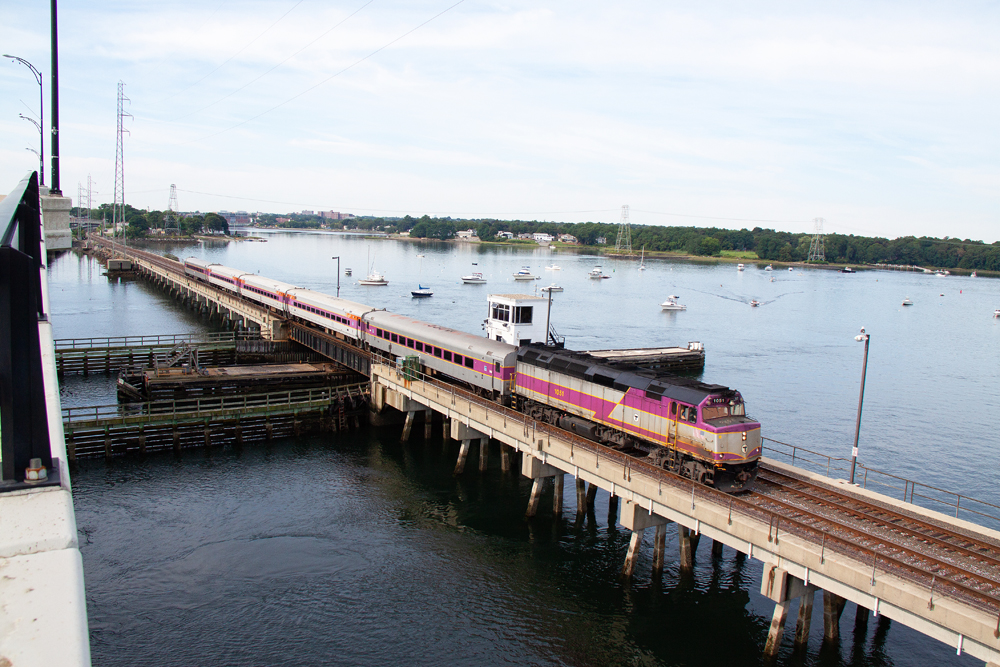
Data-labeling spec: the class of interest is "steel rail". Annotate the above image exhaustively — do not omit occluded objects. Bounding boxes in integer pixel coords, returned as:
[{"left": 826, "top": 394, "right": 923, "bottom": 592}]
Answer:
[{"left": 757, "top": 468, "right": 1000, "bottom": 569}]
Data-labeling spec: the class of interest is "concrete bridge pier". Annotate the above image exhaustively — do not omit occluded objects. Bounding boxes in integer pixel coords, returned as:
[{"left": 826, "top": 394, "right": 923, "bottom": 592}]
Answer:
[
  {"left": 823, "top": 590, "right": 847, "bottom": 642},
  {"left": 522, "top": 455, "right": 560, "bottom": 519},
  {"left": 678, "top": 525, "right": 701, "bottom": 572},
  {"left": 760, "top": 565, "right": 819, "bottom": 659},
  {"left": 401, "top": 410, "right": 416, "bottom": 442},
  {"left": 424, "top": 409, "right": 433, "bottom": 439},
  {"left": 552, "top": 474, "right": 564, "bottom": 516},
  {"left": 500, "top": 444, "right": 512, "bottom": 472},
  {"left": 585, "top": 483, "right": 598, "bottom": 512},
  {"left": 608, "top": 493, "right": 619, "bottom": 526},
  {"left": 652, "top": 523, "right": 668, "bottom": 576},
  {"left": 575, "top": 478, "right": 587, "bottom": 517},
  {"left": 451, "top": 421, "right": 488, "bottom": 476},
  {"left": 479, "top": 439, "right": 489, "bottom": 472},
  {"left": 620, "top": 500, "right": 671, "bottom": 581}
]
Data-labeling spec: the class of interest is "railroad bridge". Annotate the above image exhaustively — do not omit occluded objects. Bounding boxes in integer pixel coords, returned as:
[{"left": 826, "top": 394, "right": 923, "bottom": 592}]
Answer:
[{"left": 56, "top": 236, "right": 1000, "bottom": 664}]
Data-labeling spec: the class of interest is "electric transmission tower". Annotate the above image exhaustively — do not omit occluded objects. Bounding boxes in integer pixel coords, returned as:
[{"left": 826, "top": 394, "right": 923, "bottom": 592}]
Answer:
[
  {"left": 166, "top": 184, "right": 179, "bottom": 233},
  {"left": 807, "top": 217, "right": 826, "bottom": 262},
  {"left": 112, "top": 81, "right": 132, "bottom": 244},
  {"left": 614, "top": 204, "right": 632, "bottom": 255}
]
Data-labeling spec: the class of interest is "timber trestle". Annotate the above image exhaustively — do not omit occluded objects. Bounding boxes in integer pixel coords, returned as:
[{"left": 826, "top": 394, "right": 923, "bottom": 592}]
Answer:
[{"left": 64, "top": 383, "right": 370, "bottom": 460}]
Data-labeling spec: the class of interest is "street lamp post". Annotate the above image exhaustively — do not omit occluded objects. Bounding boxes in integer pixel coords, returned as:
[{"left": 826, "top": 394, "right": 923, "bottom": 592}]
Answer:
[
  {"left": 332, "top": 257, "right": 340, "bottom": 297},
  {"left": 20, "top": 116, "right": 44, "bottom": 177},
  {"left": 4, "top": 54, "right": 44, "bottom": 187},
  {"left": 849, "top": 327, "right": 870, "bottom": 484}
]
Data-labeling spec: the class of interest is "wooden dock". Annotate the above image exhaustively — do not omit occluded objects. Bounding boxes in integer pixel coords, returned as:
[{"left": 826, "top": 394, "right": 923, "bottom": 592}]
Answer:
[{"left": 64, "top": 383, "right": 370, "bottom": 460}]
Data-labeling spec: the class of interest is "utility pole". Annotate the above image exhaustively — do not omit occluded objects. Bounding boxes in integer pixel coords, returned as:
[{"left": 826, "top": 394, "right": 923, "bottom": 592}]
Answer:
[
  {"left": 614, "top": 205, "right": 632, "bottom": 255},
  {"left": 808, "top": 218, "right": 826, "bottom": 262},
  {"left": 112, "top": 81, "right": 131, "bottom": 245}
]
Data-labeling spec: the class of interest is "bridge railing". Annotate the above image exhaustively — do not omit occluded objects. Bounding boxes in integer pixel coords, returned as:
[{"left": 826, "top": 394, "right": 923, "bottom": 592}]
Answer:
[
  {"left": 0, "top": 172, "right": 58, "bottom": 490},
  {"left": 54, "top": 330, "right": 259, "bottom": 351},
  {"left": 63, "top": 383, "right": 369, "bottom": 425},
  {"left": 763, "top": 438, "right": 1000, "bottom": 528}
]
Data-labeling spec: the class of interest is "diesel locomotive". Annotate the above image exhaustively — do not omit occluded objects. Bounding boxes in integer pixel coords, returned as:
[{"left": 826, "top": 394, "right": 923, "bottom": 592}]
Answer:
[{"left": 184, "top": 258, "right": 760, "bottom": 491}]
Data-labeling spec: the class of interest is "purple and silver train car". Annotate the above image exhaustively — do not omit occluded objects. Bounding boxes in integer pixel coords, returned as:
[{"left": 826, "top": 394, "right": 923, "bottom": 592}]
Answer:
[{"left": 515, "top": 346, "right": 760, "bottom": 492}]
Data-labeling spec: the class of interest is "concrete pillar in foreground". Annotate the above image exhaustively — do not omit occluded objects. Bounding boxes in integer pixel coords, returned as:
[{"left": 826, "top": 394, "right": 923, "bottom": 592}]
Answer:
[
  {"left": 400, "top": 410, "right": 416, "bottom": 442},
  {"left": 41, "top": 188, "right": 73, "bottom": 250},
  {"left": 764, "top": 600, "right": 791, "bottom": 659},
  {"left": 823, "top": 590, "right": 847, "bottom": 642},
  {"left": 552, "top": 474, "right": 564, "bottom": 515},
  {"left": 794, "top": 590, "right": 815, "bottom": 648},
  {"left": 424, "top": 409, "right": 433, "bottom": 439},
  {"left": 621, "top": 528, "right": 645, "bottom": 579},
  {"left": 479, "top": 438, "right": 489, "bottom": 472},
  {"left": 454, "top": 439, "right": 471, "bottom": 475},
  {"left": 525, "top": 478, "right": 546, "bottom": 518}
]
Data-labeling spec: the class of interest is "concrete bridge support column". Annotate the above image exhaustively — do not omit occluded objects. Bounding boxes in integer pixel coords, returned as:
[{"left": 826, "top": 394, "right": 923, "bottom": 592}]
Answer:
[
  {"left": 608, "top": 494, "right": 619, "bottom": 526},
  {"left": 575, "top": 478, "right": 587, "bottom": 516},
  {"left": 823, "top": 591, "right": 847, "bottom": 643},
  {"left": 585, "top": 483, "right": 598, "bottom": 510},
  {"left": 552, "top": 474, "right": 564, "bottom": 516},
  {"left": 401, "top": 410, "right": 416, "bottom": 442},
  {"left": 424, "top": 409, "right": 433, "bottom": 439},
  {"left": 442, "top": 417, "right": 450, "bottom": 442},
  {"left": 522, "top": 455, "right": 560, "bottom": 519},
  {"left": 712, "top": 539, "right": 724, "bottom": 557},
  {"left": 479, "top": 439, "right": 489, "bottom": 472},
  {"left": 452, "top": 421, "right": 488, "bottom": 475},
  {"left": 620, "top": 500, "right": 670, "bottom": 582},
  {"left": 500, "top": 444, "right": 511, "bottom": 472},
  {"left": 678, "top": 526, "right": 700, "bottom": 572},
  {"left": 455, "top": 440, "right": 472, "bottom": 475},
  {"left": 652, "top": 523, "right": 667, "bottom": 576},
  {"left": 760, "top": 565, "right": 818, "bottom": 659}
]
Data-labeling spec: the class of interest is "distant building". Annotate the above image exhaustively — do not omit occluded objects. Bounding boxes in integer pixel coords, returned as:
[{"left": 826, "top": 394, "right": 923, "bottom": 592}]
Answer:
[
  {"left": 495, "top": 231, "right": 514, "bottom": 239},
  {"left": 558, "top": 234, "right": 578, "bottom": 244},
  {"left": 276, "top": 217, "right": 291, "bottom": 223},
  {"left": 456, "top": 229, "right": 478, "bottom": 240},
  {"left": 517, "top": 233, "right": 534, "bottom": 240},
  {"left": 320, "top": 211, "right": 354, "bottom": 220},
  {"left": 218, "top": 210, "right": 250, "bottom": 226},
  {"left": 596, "top": 236, "right": 607, "bottom": 244},
  {"left": 301, "top": 210, "right": 314, "bottom": 215},
  {"left": 533, "top": 233, "right": 554, "bottom": 242}
]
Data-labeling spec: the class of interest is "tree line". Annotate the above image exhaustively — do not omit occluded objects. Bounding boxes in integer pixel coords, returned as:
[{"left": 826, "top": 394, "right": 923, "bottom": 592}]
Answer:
[{"left": 73, "top": 204, "right": 230, "bottom": 237}]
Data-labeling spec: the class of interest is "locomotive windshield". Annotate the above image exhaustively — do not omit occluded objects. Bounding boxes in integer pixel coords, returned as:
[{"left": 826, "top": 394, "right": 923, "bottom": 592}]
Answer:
[{"left": 702, "top": 399, "right": 745, "bottom": 421}]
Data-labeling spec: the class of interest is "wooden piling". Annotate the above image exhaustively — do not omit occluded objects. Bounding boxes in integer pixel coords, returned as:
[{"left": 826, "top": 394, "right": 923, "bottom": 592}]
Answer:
[
  {"left": 679, "top": 525, "right": 694, "bottom": 572},
  {"left": 575, "top": 478, "right": 587, "bottom": 515},
  {"left": 585, "top": 483, "right": 598, "bottom": 510},
  {"left": 712, "top": 539, "right": 724, "bottom": 557},
  {"left": 652, "top": 523, "right": 667, "bottom": 575},
  {"left": 424, "top": 409, "right": 433, "bottom": 439},
  {"left": 401, "top": 410, "right": 415, "bottom": 442},
  {"left": 500, "top": 444, "right": 511, "bottom": 472},
  {"left": 479, "top": 438, "right": 488, "bottom": 472},
  {"left": 608, "top": 493, "right": 619, "bottom": 525}
]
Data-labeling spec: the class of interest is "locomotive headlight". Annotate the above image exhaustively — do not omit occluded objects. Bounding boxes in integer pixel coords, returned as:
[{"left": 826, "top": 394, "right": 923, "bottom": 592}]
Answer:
[{"left": 742, "top": 431, "right": 747, "bottom": 441}]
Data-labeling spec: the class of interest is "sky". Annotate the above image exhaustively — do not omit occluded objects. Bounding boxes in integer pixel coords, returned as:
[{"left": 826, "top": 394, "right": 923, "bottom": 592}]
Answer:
[{"left": 2, "top": 0, "right": 999, "bottom": 242}]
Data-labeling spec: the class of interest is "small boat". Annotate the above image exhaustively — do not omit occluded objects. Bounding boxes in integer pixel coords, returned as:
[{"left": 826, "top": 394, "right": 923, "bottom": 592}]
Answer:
[
  {"left": 545, "top": 265, "right": 561, "bottom": 271},
  {"left": 841, "top": 266, "right": 855, "bottom": 273},
  {"left": 344, "top": 268, "right": 352, "bottom": 276},
  {"left": 513, "top": 267, "right": 538, "bottom": 280},
  {"left": 750, "top": 300, "right": 760, "bottom": 307},
  {"left": 588, "top": 265, "right": 606, "bottom": 279},
  {"left": 541, "top": 284, "right": 563, "bottom": 293},
  {"left": 764, "top": 264, "right": 773, "bottom": 271},
  {"left": 935, "top": 270, "right": 950, "bottom": 277},
  {"left": 769, "top": 276, "right": 775, "bottom": 282},
  {"left": 416, "top": 254, "right": 425, "bottom": 258},
  {"left": 660, "top": 295, "right": 686, "bottom": 311},
  {"left": 462, "top": 272, "right": 486, "bottom": 284},
  {"left": 638, "top": 246, "right": 646, "bottom": 271},
  {"left": 994, "top": 309, "right": 1000, "bottom": 318},
  {"left": 411, "top": 285, "right": 433, "bottom": 298},
  {"left": 971, "top": 271, "right": 978, "bottom": 278},
  {"left": 737, "top": 263, "right": 744, "bottom": 271},
  {"left": 902, "top": 298, "right": 913, "bottom": 306},
  {"left": 359, "top": 270, "right": 388, "bottom": 286},
  {"left": 788, "top": 267, "right": 794, "bottom": 272}
]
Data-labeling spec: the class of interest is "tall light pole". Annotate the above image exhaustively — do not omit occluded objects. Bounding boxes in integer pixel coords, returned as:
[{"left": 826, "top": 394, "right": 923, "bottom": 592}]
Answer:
[
  {"left": 332, "top": 257, "right": 340, "bottom": 297},
  {"left": 49, "top": 0, "right": 62, "bottom": 195},
  {"left": 849, "top": 327, "right": 870, "bottom": 484},
  {"left": 19, "top": 116, "right": 43, "bottom": 177},
  {"left": 4, "top": 54, "right": 44, "bottom": 187}
]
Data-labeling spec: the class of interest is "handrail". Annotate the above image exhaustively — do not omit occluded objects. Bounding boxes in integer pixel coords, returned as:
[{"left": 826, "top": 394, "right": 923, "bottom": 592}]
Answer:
[
  {"left": 54, "top": 330, "right": 260, "bottom": 350},
  {"left": 762, "top": 437, "right": 1000, "bottom": 527},
  {"left": 63, "top": 382, "right": 370, "bottom": 425}
]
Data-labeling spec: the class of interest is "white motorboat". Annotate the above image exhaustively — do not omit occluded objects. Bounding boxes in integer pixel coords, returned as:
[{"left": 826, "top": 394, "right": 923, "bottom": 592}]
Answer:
[
  {"left": 588, "top": 265, "right": 608, "bottom": 279},
  {"left": 344, "top": 268, "right": 352, "bottom": 276},
  {"left": 660, "top": 295, "right": 686, "bottom": 311},
  {"left": 750, "top": 299, "right": 760, "bottom": 307},
  {"left": 545, "top": 265, "right": 561, "bottom": 271},
  {"left": 462, "top": 272, "right": 486, "bottom": 284},
  {"left": 411, "top": 285, "right": 433, "bottom": 297},
  {"left": 971, "top": 271, "right": 978, "bottom": 278},
  {"left": 936, "top": 270, "right": 950, "bottom": 277},
  {"left": 788, "top": 267, "right": 794, "bottom": 272},
  {"left": 764, "top": 264, "right": 773, "bottom": 271},
  {"left": 994, "top": 308, "right": 1000, "bottom": 318},
  {"left": 359, "top": 269, "right": 388, "bottom": 286},
  {"left": 541, "top": 284, "right": 563, "bottom": 293},
  {"left": 513, "top": 267, "right": 538, "bottom": 280},
  {"left": 737, "top": 263, "right": 744, "bottom": 271},
  {"left": 902, "top": 298, "right": 913, "bottom": 306}
]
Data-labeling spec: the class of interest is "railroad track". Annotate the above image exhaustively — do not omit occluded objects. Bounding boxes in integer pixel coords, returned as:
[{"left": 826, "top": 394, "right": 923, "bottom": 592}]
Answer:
[{"left": 753, "top": 465, "right": 1000, "bottom": 612}]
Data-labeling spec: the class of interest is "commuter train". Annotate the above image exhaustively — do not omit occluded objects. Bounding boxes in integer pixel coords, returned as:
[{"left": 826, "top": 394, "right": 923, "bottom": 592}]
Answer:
[{"left": 183, "top": 258, "right": 760, "bottom": 491}]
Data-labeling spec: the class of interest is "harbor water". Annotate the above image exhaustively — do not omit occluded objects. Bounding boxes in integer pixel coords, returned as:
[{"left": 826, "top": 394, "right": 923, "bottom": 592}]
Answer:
[{"left": 51, "top": 232, "right": 1000, "bottom": 666}]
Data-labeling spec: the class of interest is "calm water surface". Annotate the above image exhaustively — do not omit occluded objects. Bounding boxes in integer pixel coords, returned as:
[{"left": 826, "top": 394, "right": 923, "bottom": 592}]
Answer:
[{"left": 50, "top": 233, "right": 1000, "bottom": 667}]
